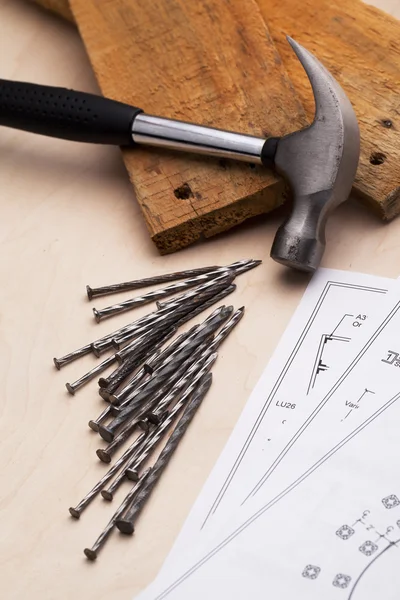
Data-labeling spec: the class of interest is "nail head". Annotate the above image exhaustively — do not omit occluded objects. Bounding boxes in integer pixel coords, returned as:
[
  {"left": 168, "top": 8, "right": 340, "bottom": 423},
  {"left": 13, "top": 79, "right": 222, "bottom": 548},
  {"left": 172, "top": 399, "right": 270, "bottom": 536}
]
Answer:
[
  {"left": 96, "top": 448, "right": 111, "bottom": 463},
  {"left": 84, "top": 548, "right": 97, "bottom": 560},
  {"left": 116, "top": 518, "right": 134, "bottom": 535}
]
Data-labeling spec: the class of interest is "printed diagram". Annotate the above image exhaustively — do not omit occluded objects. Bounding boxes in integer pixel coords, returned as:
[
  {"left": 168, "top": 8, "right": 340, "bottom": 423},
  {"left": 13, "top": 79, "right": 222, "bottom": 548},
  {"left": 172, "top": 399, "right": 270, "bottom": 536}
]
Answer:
[
  {"left": 381, "top": 350, "right": 400, "bottom": 368},
  {"left": 302, "top": 565, "right": 321, "bottom": 580},
  {"left": 382, "top": 494, "right": 400, "bottom": 510},
  {"left": 307, "top": 314, "right": 357, "bottom": 394},
  {"left": 303, "top": 497, "right": 400, "bottom": 598},
  {"left": 358, "top": 541, "right": 378, "bottom": 556},
  {"left": 341, "top": 388, "right": 376, "bottom": 421},
  {"left": 333, "top": 573, "right": 352, "bottom": 589},
  {"left": 336, "top": 524, "right": 355, "bottom": 540}
]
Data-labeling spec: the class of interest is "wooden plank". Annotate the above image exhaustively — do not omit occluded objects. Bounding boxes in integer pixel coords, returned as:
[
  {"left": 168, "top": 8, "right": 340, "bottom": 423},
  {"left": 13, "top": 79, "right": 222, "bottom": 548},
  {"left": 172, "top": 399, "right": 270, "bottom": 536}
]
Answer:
[
  {"left": 31, "top": 0, "right": 306, "bottom": 253},
  {"left": 31, "top": 0, "right": 400, "bottom": 223},
  {"left": 262, "top": 0, "right": 400, "bottom": 219},
  {"left": 68, "top": 0, "right": 307, "bottom": 253}
]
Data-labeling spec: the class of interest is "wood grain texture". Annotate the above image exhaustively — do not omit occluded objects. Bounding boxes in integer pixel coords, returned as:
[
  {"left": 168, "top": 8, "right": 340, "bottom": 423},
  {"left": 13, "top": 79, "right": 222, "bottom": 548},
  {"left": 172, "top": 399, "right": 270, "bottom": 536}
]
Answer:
[
  {"left": 31, "top": 0, "right": 400, "bottom": 224},
  {"left": 59, "top": 0, "right": 308, "bottom": 253},
  {"left": 263, "top": 0, "right": 400, "bottom": 219}
]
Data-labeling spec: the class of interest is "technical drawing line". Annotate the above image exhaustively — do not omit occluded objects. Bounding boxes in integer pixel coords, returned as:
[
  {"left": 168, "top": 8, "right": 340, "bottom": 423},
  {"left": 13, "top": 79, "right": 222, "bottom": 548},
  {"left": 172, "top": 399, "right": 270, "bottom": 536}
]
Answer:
[
  {"left": 244, "top": 300, "right": 400, "bottom": 502},
  {"left": 307, "top": 333, "right": 351, "bottom": 395},
  {"left": 307, "top": 334, "right": 327, "bottom": 395},
  {"left": 153, "top": 390, "right": 400, "bottom": 599},
  {"left": 200, "top": 281, "right": 388, "bottom": 527},
  {"left": 348, "top": 538, "right": 400, "bottom": 599},
  {"left": 200, "top": 280, "right": 331, "bottom": 526},
  {"left": 330, "top": 313, "right": 354, "bottom": 336},
  {"left": 343, "top": 389, "right": 375, "bottom": 420}
]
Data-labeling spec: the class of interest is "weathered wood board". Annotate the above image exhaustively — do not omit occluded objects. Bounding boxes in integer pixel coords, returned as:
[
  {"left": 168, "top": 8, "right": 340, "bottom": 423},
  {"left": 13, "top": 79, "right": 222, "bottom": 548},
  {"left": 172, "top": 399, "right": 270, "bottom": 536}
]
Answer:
[
  {"left": 30, "top": 0, "right": 400, "bottom": 246},
  {"left": 262, "top": 0, "right": 400, "bottom": 219},
  {"left": 67, "top": 0, "right": 307, "bottom": 253}
]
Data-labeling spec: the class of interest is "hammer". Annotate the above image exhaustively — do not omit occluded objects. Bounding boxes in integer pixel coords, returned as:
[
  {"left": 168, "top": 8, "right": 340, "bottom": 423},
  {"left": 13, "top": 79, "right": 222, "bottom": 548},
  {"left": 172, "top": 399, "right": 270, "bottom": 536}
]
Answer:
[{"left": 0, "top": 38, "right": 359, "bottom": 272}]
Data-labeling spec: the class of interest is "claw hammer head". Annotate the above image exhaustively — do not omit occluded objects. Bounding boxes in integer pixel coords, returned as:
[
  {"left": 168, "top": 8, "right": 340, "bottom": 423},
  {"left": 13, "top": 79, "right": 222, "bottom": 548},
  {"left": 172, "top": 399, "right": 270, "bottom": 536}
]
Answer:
[{"left": 270, "top": 37, "right": 360, "bottom": 272}]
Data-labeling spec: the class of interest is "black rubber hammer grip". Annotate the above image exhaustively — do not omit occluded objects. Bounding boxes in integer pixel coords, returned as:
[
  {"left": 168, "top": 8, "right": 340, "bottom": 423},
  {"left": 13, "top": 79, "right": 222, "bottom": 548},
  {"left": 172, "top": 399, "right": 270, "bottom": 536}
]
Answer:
[{"left": 0, "top": 79, "right": 142, "bottom": 145}]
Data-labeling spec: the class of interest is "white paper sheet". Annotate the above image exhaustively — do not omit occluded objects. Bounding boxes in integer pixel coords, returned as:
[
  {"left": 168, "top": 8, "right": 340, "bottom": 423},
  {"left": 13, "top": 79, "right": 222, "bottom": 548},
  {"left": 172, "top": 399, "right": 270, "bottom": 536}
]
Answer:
[
  {"left": 161, "top": 269, "right": 395, "bottom": 571},
  {"left": 138, "top": 282, "right": 400, "bottom": 600}
]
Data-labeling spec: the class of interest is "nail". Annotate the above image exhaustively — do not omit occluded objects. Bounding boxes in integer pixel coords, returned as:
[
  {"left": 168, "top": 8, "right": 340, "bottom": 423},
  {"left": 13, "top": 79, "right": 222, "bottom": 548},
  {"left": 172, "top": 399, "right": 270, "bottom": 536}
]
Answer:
[
  {"left": 96, "top": 415, "right": 149, "bottom": 464},
  {"left": 109, "top": 330, "right": 194, "bottom": 406},
  {"left": 117, "top": 374, "right": 212, "bottom": 535},
  {"left": 156, "top": 271, "right": 235, "bottom": 311},
  {"left": 90, "top": 364, "right": 152, "bottom": 435},
  {"left": 209, "top": 306, "right": 245, "bottom": 351},
  {"left": 114, "top": 324, "right": 173, "bottom": 365},
  {"left": 55, "top": 263, "right": 249, "bottom": 369},
  {"left": 228, "top": 259, "right": 262, "bottom": 275},
  {"left": 53, "top": 343, "right": 93, "bottom": 370},
  {"left": 99, "top": 387, "right": 112, "bottom": 400},
  {"left": 155, "top": 305, "right": 232, "bottom": 370},
  {"left": 148, "top": 351, "right": 217, "bottom": 424},
  {"left": 171, "top": 284, "right": 236, "bottom": 331},
  {"left": 54, "top": 316, "right": 148, "bottom": 368},
  {"left": 65, "top": 354, "right": 117, "bottom": 395},
  {"left": 113, "top": 328, "right": 156, "bottom": 365},
  {"left": 68, "top": 432, "right": 148, "bottom": 519},
  {"left": 108, "top": 362, "right": 153, "bottom": 406},
  {"left": 91, "top": 315, "right": 168, "bottom": 357},
  {"left": 98, "top": 326, "right": 176, "bottom": 391},
  {"left": 85, "top": 266, "right": 222, "bottom": 300},
  {"left": 92, "top": 270, "right": 229, "bottom": 322},
  {"left": 125, "top": 370, "right": 213, "bottom": 481},
  {"left": 126, "top": 344, "right": 216, "bottom": 435},
  {"left": 100, "top": 429, "right": 150, "bottom": 500},
  {"left": 107, "top": 273, "right": 233, "bottom": 361},
  {"left": 110, "top": 323, "right": 156, "bottom": 350},
  {"left": 97, "top": 313, "right": 227, "bottom": 442},
  {"left": 83, "top": 468, "right": 151, "bottom": 560}
]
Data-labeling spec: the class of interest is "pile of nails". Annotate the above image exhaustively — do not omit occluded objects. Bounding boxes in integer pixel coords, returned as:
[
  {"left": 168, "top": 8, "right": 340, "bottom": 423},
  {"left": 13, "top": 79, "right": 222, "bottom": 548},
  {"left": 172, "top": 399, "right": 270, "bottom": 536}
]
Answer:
[{"left": 54, "top": 259, "right": 261, "bottom": 560}]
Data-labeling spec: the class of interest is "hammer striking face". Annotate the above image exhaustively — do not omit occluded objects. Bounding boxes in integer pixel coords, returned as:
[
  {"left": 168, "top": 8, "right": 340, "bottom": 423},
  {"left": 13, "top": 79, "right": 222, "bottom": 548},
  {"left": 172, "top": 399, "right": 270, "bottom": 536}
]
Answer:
[{"left": 0, "top": 38, "right": 360, "bottom": 272}]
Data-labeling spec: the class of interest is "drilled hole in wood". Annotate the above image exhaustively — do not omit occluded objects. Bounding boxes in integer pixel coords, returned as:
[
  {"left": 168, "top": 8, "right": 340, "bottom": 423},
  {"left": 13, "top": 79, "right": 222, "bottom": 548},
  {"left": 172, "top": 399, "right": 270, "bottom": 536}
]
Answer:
[
  {"left": 381, "top": 119, "right": 393, "bottom": 129},
  {"left": 174, "top": 183, "right": 194, "bottom": 200},
  {"left": 370, "top": 152, "right": 386, "bottom": 165}
]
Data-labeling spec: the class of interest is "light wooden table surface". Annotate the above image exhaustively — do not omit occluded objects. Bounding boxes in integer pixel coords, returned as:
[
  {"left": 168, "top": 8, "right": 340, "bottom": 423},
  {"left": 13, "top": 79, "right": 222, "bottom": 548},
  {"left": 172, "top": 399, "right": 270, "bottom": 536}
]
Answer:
[{"left": 1, "top": 1, "right": 399, "bottom": 598}]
